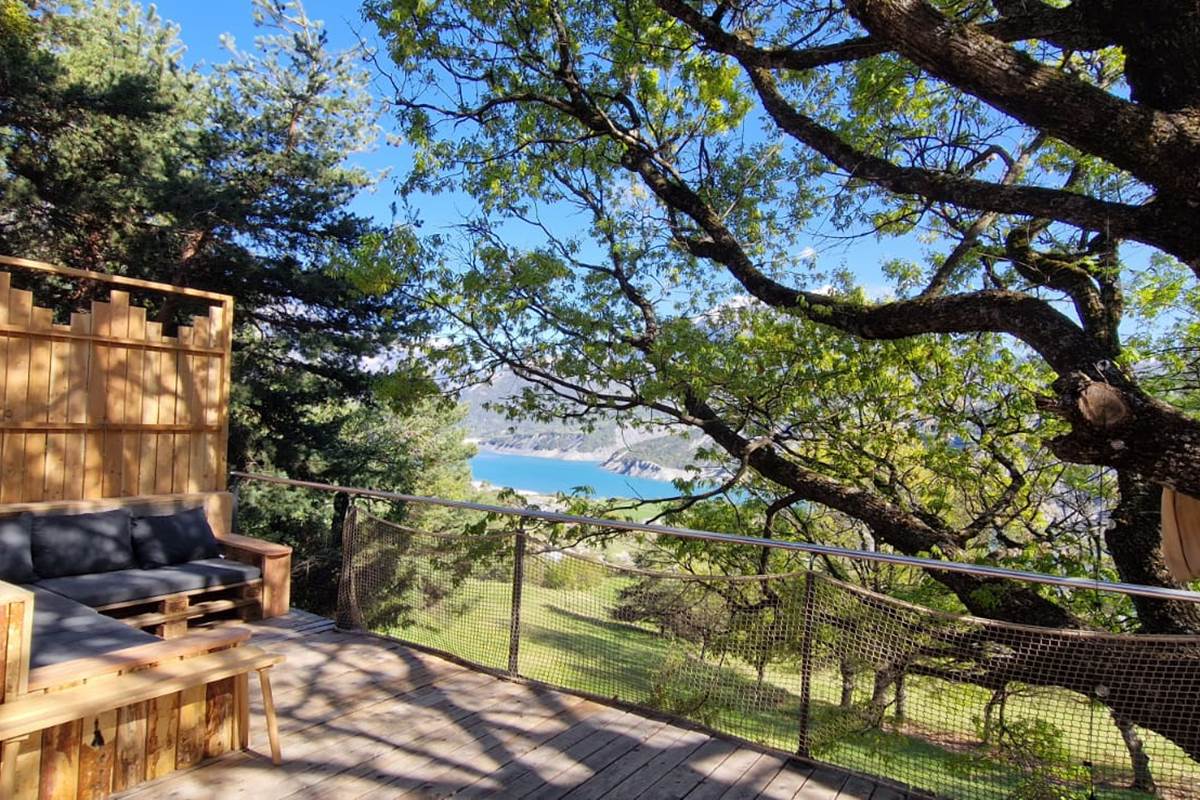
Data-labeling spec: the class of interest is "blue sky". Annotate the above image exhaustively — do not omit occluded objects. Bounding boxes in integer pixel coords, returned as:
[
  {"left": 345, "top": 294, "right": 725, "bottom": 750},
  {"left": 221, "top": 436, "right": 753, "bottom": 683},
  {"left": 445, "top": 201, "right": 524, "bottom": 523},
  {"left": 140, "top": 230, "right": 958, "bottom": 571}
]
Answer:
[
  {"left": 153, "top": 1, "right": 414, "bottom": 224},
  {"left": 152, "top": 0, "right": 914, "bottom": 298}
]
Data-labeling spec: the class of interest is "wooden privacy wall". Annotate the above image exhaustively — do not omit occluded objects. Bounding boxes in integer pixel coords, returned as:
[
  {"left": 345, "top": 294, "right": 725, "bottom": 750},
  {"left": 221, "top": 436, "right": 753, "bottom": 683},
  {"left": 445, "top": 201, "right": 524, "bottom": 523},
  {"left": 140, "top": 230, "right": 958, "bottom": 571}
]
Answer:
[{"left": 0, "top": 257, "right": 234, "bottom": 503}]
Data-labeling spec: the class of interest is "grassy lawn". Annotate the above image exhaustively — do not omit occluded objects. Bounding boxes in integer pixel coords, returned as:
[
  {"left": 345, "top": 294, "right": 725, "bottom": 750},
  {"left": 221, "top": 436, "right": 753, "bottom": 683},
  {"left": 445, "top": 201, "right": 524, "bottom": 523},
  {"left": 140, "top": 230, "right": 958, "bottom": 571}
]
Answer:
[{"left": 382, "top": 574, "right": 1193, "bottom": 800}]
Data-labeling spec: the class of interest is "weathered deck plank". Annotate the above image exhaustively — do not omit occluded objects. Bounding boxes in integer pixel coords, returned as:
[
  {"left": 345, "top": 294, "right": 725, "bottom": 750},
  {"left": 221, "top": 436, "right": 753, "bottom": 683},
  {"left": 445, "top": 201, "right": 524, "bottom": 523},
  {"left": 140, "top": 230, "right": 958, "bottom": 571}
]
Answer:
[{"left": 112, "top": 611, "right": 907, "bottom": 800}]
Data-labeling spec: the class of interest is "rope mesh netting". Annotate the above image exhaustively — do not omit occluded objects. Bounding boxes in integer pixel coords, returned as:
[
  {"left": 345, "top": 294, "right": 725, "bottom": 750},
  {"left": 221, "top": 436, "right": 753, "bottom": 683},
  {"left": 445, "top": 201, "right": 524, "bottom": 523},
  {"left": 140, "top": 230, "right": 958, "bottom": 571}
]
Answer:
[{"left": 333, "top": 508, "right": 1200, "bottom": 800}]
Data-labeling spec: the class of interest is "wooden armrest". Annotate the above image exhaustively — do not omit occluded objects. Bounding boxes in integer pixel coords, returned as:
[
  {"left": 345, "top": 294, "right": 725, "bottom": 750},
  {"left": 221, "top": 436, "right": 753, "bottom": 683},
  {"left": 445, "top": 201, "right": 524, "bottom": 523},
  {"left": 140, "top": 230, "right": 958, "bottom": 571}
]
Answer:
[
  {"left": 219, "top": 533, "right": 292, "bottom": 558},
  {"left": 27, "top": 628, "right": 252, "bottom": 693},
  {"left": 0, "top": 645, "right": 284, "bottom": 742},
  {"left": 220, "top": 533, "right": 292, "bottom": 618},
  {"left": 1, "top": 580, "right": 34, "bottom": 702},
  {"left": 0, "top": 580, "right": 33, "bottom": 605}
]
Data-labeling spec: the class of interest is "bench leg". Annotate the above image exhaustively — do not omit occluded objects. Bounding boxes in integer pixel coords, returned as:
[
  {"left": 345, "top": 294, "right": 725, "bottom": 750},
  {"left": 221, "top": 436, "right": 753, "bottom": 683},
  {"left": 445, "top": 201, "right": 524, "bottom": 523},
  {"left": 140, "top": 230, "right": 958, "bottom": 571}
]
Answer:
[
  {"left": 257, "top": 666, "right": 282, "bottom": 766},
  {"left": 236, "top": 672, "right": 250, "bottom": 750},
  {"left": 1, "top": 737, "right": 24, "bottom": 799}
]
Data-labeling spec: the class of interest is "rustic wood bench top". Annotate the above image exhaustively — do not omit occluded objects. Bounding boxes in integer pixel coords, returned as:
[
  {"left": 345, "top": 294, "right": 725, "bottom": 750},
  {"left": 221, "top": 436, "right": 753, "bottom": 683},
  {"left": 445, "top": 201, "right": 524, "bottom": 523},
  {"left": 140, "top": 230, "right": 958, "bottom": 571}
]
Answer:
[{"left": 0, "top": 644, "right": 282, "bottom": 742}]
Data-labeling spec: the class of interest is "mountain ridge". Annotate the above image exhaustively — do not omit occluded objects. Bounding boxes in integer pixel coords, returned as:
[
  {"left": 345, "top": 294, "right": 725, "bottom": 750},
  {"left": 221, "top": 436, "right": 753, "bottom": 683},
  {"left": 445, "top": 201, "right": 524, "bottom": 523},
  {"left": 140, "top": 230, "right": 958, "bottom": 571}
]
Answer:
[{"left": 461, "top": 371, "right": 704, "bottom": 481}]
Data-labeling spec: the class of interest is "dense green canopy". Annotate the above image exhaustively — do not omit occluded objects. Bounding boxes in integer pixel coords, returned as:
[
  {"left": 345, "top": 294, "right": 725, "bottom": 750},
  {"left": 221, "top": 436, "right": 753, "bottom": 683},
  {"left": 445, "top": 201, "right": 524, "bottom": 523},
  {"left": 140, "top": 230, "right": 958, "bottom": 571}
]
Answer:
[
  {"left": 0, "top": 0, "right": 458, "bottom": 488},
  {"left": 365, "top": 0, "right": 1200, "bottom": 631}
]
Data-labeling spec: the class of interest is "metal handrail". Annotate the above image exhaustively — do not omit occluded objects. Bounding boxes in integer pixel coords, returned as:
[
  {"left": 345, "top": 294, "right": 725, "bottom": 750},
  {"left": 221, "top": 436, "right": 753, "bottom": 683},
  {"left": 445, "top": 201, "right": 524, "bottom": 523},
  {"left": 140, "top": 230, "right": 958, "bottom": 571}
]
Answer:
[{"left": 231, "top": 471, "right": 1200, "bottom": 604}]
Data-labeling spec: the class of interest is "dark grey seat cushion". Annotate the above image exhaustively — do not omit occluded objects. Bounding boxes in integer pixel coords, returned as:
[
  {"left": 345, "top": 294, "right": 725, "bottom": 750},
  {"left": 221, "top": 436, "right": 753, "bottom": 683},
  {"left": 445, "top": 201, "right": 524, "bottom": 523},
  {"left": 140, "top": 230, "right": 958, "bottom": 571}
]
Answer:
[
  {"left": 0, "top": 512, "right": 36, "bottom": 583},
  {"left": 34, "top": 558, "right": 261, "bottom": 608},
  {"left": 31, "top": 507, "right": 137, "bottom": 578},
  {"left": 23, "top": 586, "right": 158, "bottom": 669},
  {"left": 132, "top": 507, "right": 221, "bottom": 568}
]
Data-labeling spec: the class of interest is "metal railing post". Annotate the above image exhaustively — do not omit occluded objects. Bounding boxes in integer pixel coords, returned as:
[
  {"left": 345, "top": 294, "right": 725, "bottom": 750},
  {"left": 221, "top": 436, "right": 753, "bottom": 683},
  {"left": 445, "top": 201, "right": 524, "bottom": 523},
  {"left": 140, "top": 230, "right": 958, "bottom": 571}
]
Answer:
[
  {"left": 797, "top": 568, "right": 817, "bottom": 758},
  {"left": 507, "top": 527, "right": 527, "bottom": 676},
  {"left": 335, "top": 496, "right": 363, "bottom": 630}
]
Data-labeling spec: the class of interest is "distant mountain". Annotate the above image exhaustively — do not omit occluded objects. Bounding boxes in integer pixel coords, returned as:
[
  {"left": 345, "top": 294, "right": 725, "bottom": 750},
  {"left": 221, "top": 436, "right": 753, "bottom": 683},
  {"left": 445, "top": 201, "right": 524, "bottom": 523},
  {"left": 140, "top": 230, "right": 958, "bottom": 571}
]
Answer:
[{"left": 460, "top": 371, "right": 706, "bottom": 480}]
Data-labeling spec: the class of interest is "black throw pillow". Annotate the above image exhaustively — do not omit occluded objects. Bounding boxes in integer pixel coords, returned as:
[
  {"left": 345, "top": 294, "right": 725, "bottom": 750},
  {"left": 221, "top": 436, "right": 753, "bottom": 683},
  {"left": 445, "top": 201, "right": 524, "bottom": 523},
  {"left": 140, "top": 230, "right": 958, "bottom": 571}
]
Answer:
[
  {"left": 132, "top": 507, "right": 222, "bottom": 568},
  {"left": 30, "top": 508, "right": 136, "bottom": 578},
  {"left": 0, "top": 512, "right": 36, "bottom": 583}
]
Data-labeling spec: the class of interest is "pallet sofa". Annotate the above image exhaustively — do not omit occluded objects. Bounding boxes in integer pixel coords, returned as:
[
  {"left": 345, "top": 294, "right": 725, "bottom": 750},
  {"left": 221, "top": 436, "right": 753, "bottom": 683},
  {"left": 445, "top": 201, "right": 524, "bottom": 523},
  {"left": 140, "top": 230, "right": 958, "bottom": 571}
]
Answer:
[{"left": 0, "top": 491, "right": 291, "bottom": 798}]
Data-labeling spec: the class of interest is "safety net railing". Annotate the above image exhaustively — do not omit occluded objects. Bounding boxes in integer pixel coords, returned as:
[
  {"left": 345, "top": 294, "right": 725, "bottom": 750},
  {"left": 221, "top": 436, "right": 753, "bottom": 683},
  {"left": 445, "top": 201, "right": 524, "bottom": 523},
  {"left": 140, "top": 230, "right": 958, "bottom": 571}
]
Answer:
[{"left": 232, "top": 473, "right": 1200, "bottom": 800}]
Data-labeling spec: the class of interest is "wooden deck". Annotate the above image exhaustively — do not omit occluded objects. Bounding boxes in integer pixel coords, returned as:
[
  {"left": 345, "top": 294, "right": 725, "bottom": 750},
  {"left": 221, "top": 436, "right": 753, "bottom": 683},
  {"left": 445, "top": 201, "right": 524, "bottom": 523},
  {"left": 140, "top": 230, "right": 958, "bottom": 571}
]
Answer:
[{"left": 114, "top": 610, "right": 911, "bottom": 800}]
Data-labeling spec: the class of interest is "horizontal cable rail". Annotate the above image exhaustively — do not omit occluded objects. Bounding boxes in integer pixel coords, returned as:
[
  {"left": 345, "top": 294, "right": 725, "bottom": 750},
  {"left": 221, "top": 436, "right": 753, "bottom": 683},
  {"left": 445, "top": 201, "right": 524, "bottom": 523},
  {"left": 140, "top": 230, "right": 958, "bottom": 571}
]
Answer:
[
  {"left": 232, "top": 471, "right": 1200, "bottom": 605},
  {"left": 234, "top": 474, "right": 1200, "bottom": 800}
]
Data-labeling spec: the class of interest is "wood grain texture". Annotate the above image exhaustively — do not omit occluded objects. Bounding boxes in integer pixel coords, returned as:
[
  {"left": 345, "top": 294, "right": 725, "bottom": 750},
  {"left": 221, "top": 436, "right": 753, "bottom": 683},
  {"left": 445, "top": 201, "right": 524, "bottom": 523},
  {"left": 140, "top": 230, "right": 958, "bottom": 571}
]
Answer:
[
  {"left": 203, "top": 676, "right": 235, "bottom": 759},
  {"left": 0, "top": 265, "right": 233, "bottom": 504},
  {"left": 145, "top": 692, "right": 180, "bottom": 780},
  {"left": 112, "top": 702, "right": 148, "bottom": 792},
  {"left": 38, "top": 720, "right": 81, "bottom": 800},
  {"left": 112, "top": 611, "right": 906, "bottom": 800},
  {"left": 175, "top": 683, "right": 207, "bottom": 770},
  {"left": 13, "top": 732, "right": 41, "bottom": 800},
  {"left": 76, "top": 709, "right": 117, "bottom": 800}
]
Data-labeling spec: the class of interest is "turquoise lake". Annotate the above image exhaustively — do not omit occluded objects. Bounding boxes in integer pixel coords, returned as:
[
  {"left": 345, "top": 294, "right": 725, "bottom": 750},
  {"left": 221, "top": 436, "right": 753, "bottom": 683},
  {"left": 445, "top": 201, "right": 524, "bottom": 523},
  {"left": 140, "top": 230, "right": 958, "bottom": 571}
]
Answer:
[{"left": 469, "top": 450, "right": 679, "bottom": 498}]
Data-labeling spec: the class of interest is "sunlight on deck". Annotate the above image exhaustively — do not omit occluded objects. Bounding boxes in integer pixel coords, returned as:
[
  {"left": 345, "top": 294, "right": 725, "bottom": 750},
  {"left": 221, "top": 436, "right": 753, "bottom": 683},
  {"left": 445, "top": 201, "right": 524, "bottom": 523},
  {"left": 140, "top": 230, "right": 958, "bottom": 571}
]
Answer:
[{"left": 113, "top": 611, "right": 908, "bottom": 800}]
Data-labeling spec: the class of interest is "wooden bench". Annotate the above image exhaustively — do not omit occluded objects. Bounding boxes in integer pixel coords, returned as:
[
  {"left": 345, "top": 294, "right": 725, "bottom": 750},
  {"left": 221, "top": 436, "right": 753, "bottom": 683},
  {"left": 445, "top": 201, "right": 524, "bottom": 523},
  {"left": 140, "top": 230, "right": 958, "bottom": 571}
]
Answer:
[
  {"left": 0, "top": 584, "right": 285, "bottom": 798},
  {"left": 0, "top": 644, "right": 284, "bottom": 796}
]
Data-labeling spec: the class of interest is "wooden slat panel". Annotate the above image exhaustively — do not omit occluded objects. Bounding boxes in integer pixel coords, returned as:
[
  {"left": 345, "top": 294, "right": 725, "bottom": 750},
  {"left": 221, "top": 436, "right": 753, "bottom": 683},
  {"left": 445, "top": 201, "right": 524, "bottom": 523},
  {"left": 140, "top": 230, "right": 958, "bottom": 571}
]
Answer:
[
  {"left": 0, "top": 605, "right": 7, "bottom": 702},
  {"left": 43, "top": 433, "right": 66, "bottom": 502},
  {"left": 66, "top": 313, "right": 91, "bottom": 424},
  {"left": 101, "top": 430, "right": 123, "bottom": 498},
  {"left": 0, "top": 275, "right": 9, "bottom": 501},
  {"left": 176, "top": 326, "right": 195, "bottom": 429},
  {"left": 88, "top": 299, "right": 110, "bottom": 424},
  {"left": 23, "top": 307, "right": 53, "bottom": 502},
  {"left": 47, "top": 337, "right": 69, "bottom": 423},
  {"left": 121, "top": 306, "right": 146, "bottom": 497},
  {"left": 64, "top": 314, "right": 91, "bottom": 502},
  {"left": 44, "top": 316, "right": 70, "bottom": 502},
  {"left": 192, "top": 317, "right": 210, "bottom": 433},
  {"left": 84, "top": 299, "right": 110, "bottom": 502},
  {"left": 138, "top": 324, "right": 163, "bottom": 497},
  {"left": 2, "top": 289, "right": 32, "bottom": 503},
  {"left": 0, "top": 269, "right": 232, "bottom": 503},
  {"left": 0, "top": 270, "right": 9, "bottom": 323},
  {"left": 0, "top": 421, "right": 219, "bottom": 432},
  {"left": 0, "top": 323, "right": 226, "bottom": 355},
  {"left": 189, "top": 431, "right": 207, "bottom": 493},
  {"left": 212, "top": 301, "right": 232, "bottom": 488},
  {"left": 76, "top": 709, "right": 118, "bottom": 800},
  {"left": 176, "top": 684, "right": 206, "bottom": 769},
  {"left": 82, "top": 431, "right": 103, "bottom": 501},
  {"left": 38, "top": 720, "right": 81, "bottom": 800},
  {"left": 106, "top": 293, "right": 130, "bottom": 499},
  {"left": 172, "top": 433, "right": 191, "bottom": 494},
  {"left": 203, "top": 676, "right": 235, "bottom": 759},
  {"left": 13, "top": 730, "right": 41, "bottom": 800},
  {"left": 154, "top": 344, "right": 179, "bottom": 496},
  {"left": 145, "top": 692, "right": 180, "bottom": 780},
  {"left": 22, "top": 432, "right": 47, "bottom": 503},
  {"left": 112, "top": 701, "right": 147, "bottom": 792},
  {"left": 6, "top": 596, "right": 31, "bottom": 701}
]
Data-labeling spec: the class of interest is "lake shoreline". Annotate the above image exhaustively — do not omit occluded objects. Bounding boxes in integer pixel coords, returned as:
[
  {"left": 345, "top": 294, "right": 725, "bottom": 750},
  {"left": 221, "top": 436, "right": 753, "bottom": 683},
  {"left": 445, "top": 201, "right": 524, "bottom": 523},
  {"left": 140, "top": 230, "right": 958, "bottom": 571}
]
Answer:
[
  {"left": 470, "top": 442, "right": 695, "bottom": 482},
  {"left": 469, "top": 449, "right": 682, "bottom": 498}
]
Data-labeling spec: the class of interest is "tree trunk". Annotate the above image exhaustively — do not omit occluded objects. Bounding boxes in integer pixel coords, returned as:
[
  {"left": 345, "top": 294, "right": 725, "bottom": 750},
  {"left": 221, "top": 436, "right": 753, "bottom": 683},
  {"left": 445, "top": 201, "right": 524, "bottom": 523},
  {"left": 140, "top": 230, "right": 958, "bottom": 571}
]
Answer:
[
  {"left": 1107, "top": 471, "right": 1200, "bottom": 634},
  {"left": 867, "top": 667, "right": 896, "bottom": 725},
  {"left": 1114, "top": 713, "right": 1156, "bottom": 794},
  {"left": 331, "top": 494, "right": 362, "bottom": 633},
  {"left": 1040, "top": 378, "right": 1200, "bottom": 501},
  {"left": 839, "top": 657, "right": 856, "bottom": 708},
  {"left": 893, "top": 672, "right": 906, "bottom": 724},
  {"left": 982, "top": 686, "right": 1007, "bottom": 744}
]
